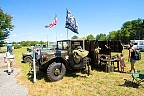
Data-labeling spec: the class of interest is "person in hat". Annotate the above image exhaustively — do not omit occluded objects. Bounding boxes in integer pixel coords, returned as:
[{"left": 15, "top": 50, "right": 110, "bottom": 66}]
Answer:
[{"left": 4, "top": 43, "right": 15, "bottom": 75}]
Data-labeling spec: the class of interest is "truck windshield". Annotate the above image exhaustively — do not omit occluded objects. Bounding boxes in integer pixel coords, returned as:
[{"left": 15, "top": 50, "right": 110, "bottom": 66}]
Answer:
[{"left": 57, "top": 41, "right": 69, "bottom": 50}]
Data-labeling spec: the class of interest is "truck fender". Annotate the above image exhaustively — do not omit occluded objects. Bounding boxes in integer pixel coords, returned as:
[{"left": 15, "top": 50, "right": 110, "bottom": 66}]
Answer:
[{"left": 42, "top": 57, "right": 70, "bottom": 70}]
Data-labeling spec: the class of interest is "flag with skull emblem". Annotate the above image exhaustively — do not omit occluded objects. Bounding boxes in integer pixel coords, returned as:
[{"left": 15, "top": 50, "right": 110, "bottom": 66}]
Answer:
[{"left": 65, "top": 10, "right": 78, "bottom": 34}]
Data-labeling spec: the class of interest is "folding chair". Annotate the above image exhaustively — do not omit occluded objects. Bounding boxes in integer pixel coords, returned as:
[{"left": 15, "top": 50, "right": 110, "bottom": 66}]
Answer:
[{"left": 131, "top": 70, "right": 144, "bottom": 88}]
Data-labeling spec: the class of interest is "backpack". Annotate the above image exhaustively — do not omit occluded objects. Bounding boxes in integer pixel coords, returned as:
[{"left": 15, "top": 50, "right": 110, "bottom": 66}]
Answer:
[{"left": 134, "top": 50, "right": 141, "bottom": 60}]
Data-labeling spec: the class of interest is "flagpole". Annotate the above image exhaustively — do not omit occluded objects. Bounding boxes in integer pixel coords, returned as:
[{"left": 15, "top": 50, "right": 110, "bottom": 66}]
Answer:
[
  {"left": 45, "top": 15, "right": 58, "bottom": 48},
  {"left": 45, "top": 25, "right": 49, "bottom": 48},
  {"left": 56, "top": 30, "right": 57, "bottom": 42},
  {"left": 67, "top": 28, "right": 68, "bottom": 40},
  {"left": 47, "top": 32, "right": 48, "bottom": 48},
  {"left": 49, "top": 29, "right": 53, "bottom": 47},
  {"left": 55, "top": 14, "right": 57, "bottom": 42}
]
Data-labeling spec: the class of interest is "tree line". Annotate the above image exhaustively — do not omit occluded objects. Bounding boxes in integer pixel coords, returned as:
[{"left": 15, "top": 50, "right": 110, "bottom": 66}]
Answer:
[
  {"left": 11, "top": 41, "right": 47, "bottom": 49},
  {"left": 13, "top": 41, "right": 47, "bottom": 46},
  {"left": 72, "top": 18, "right": 144, "bottom": 44}
]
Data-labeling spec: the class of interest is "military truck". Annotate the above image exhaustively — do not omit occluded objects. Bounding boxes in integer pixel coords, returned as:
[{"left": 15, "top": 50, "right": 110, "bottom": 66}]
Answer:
[
  {"left": 33, "top": 40, "right": 91, "bottom": 81},
  {"left": 31, "top": 40, "right": 123, "bottom": 82},
  {"left": 22, "top": 44, "right": 55, "bottom": 63},
  {"left": 22, "top": 47, "right": 33, "bottom": 63}
]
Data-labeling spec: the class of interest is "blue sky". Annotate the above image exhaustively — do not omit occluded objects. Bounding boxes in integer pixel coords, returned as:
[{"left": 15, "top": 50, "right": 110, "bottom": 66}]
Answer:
[{"left": 1, "top": 0, "right": 144, "bottom": 42}]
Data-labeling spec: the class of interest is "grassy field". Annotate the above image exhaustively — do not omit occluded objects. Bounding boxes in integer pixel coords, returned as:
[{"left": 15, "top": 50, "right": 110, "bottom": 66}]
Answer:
[
  {"left": 0, "top": 47, "right": 7, "bottom": 53},
  {"left": 14, "top": 48, "right": 144, "bottom": 96}
]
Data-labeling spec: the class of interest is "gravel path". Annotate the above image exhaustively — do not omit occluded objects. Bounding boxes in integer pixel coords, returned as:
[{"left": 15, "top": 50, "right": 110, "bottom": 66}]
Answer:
[{"left": 0, "top": 53, "right": 28, "bottom": 96}]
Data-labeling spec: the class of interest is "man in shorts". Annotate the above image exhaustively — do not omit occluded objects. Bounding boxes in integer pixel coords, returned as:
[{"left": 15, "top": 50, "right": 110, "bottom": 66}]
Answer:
[
  {"left": 4, "top": 43, "right": 15, "bottom": 75},
  {"left": 128, "top": 43, "right": 136, "bottom": 73}
]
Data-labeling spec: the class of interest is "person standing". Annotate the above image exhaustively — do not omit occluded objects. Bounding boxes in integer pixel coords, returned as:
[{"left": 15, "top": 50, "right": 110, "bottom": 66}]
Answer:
[
  {"left": 4, "top": 43, "right": 15, "bottom": 75},
  {"left": 119, "top": 53, "right": 126, "bottom": 73},
  {"left": 128, "top": 43, "right": 136, "bottom": 73}
]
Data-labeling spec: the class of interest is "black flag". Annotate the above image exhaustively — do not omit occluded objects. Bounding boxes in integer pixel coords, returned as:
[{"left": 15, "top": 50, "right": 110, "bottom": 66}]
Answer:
[{"left": 65, "top": 10, "right": 78, "bottom": 34}]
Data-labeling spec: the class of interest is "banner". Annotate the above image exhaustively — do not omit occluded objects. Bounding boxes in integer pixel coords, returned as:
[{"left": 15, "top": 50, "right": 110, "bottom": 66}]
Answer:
[{"left": 65, "top": 10, "right": 78, "bottom": 34}]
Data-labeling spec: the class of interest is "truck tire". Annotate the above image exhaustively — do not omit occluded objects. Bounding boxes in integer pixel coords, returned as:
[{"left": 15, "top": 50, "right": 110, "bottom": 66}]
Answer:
[
  {"left": 24, "top": 56, "right": 32, "bottom": 64},
  {"left": 47, "top": 62, "right": 66, "bottom": 81}
]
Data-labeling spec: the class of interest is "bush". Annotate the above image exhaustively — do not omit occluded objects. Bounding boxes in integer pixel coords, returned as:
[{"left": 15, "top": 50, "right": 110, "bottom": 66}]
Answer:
[
  {"left": 140, "top": 49, "right": 144, "bottom": 52},
  {"left": 14, "top": 44, "right": 22, "bottom": 49},
  {"left": 0, "top": 47, "right": 6, "bottom": 53}
]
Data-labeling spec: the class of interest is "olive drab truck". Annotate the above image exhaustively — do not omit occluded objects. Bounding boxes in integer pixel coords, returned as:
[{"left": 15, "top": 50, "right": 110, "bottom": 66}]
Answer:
[
  {"left": 29, "top": 40, "right": 123, "bottom": 82},
  {"left": 33, "top": 40, "right": 90, "bottom": 81}
]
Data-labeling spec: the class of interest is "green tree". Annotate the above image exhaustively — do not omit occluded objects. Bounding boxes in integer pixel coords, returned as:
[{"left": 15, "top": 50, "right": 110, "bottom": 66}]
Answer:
[
  {"left": 19, "top": 41, "right": 47, "bottom": 47},
  {"left": 39, "top": 41, "right": 46, "bottom": 45},
  {"left": 71, "top": 35, "right": 79, "bottom": 39},
  {"left": 102, "top": 18, "right": 144, "bottom": 44},
  {"left": 0, "top": 8, "right": 14, "bottom": 46},
  {"left": 96, "top": 33, "right": 107, "bottom": 40},
  {"left": 120, "top": 18, "right": 144, "bottom": 43},
  {"left": 79, "top": 36, "right": 86, "bottom": 40},
  {"left": 107, "top": 31, "right": 117, "bottom": 40},
  {"left": 0, "top": 41, "right": 4, "bottom": 47},
  {"left": 107, "top": 30, "right": 121, "bottom": 40},
  {"left": 86, "top": 34, "right": 95, "bottom": 40}
]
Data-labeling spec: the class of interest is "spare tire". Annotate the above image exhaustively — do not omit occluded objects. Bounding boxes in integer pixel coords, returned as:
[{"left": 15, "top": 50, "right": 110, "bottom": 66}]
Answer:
[{"left": 24, "top": 56, "right": 32, "bottom": 64}]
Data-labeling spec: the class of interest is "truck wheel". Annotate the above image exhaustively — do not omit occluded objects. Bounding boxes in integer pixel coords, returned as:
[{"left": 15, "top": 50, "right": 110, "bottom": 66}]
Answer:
[
  {"left": 24, "top": 56, "right": 32, "bottom": 64},
  {"left": 47, "top": 62, "right": 66, "bottom": 81}
]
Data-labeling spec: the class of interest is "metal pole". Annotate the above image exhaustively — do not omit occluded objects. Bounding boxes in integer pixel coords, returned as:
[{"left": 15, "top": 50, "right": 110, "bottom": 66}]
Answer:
[
  {"left": 33, "top": 47, "right": 36, "bottom": 83},
  {"left": 67, "top": 28, "right": 68, "bottom": 39},
  {"left": 56, "top": 30, "right": 57, "bottom": 42},
  {"left": 47, "top": 32, "right": 48, "bottom": 48}
]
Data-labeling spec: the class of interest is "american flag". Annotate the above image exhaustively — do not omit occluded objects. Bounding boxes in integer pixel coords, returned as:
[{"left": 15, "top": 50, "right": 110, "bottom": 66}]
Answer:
[{"left": 45, "top": 16, "right": 58, "bottom": 29}]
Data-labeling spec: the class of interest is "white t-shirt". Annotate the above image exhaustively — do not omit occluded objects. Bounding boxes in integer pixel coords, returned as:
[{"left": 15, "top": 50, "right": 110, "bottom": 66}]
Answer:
[{"left": 4, "top": 52, "right": 14, "bottom": 59}]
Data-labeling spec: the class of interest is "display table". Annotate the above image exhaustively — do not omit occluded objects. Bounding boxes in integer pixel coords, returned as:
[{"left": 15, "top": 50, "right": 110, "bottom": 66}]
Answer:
[
  {"left": 100, "top": 59, "right": 120, "bottom": 72},
  {"left": 111, "top": 59, "right": 119, "bottom": 72}
]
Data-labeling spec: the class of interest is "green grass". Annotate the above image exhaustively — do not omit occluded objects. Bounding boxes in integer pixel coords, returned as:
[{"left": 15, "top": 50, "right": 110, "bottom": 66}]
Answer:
[
  {"left": 0, "top": 47, "right": 7, "bottom": 53},
  {"left": 14, "top": 48, "right": 144, "bottom": 96}
]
